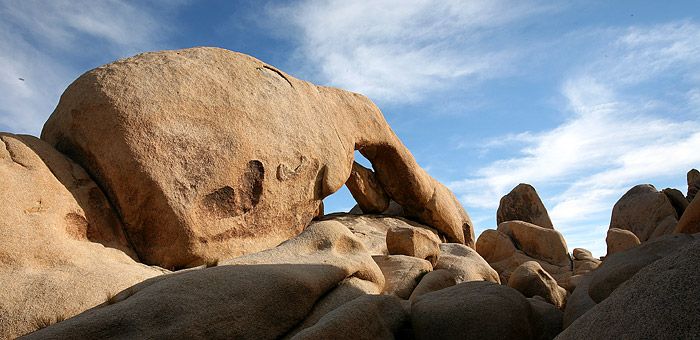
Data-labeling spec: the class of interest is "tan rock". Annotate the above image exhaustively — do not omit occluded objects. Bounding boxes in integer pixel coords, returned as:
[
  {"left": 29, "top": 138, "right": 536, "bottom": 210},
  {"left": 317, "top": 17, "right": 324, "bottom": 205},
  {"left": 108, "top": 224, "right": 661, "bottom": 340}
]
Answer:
[
  {"left": 408, "top": 269, "right": 457, "bottom": 301},
  {"left": 476, "top": 228, "right": 517, "bottom": 263},
  {"left": 21, "top": 220, "right": 384, "bottom": 339},
  {"left": 345, "top": 161, "right": 389, "bottom": 214},
  {"left": 606, "top": 227, "right": 641, "bottom": 255},
  {"left": 557, "top": 236, "right": 700, "bottom": 339},
  {"left": 320, "top": 213, "right": 438, "bottom": 256},
  {"left": 571, "top": 248, "right": 600, "bottom": 276},
  {"left": 493, "top": 249, "right": 573, "bottom": 286},
  {"left": 291, "top": 295, "right": 409, "bottom": 340},
  {"left": 609, "top": 184, "right": 678, "bottom": 242},
  {"left": 687, "top": 168, "right": 700, "bottom": 202},
  {"left": 562, "top": 273, "right": 596, "bottom": 329},
  {"left": 373, "top": 255, "right": 432, "bottom": 299},
  {"left": 498, "top": 220, "right": 571, "bottom": 268},
  {"left": 0, "top": 133, "right": 165, "bottom": 340},
  {"left": 662, "top": 187, "right": 688, "bottom": 219},
  {"left": 674, "top": 194, "right": 700, "bottom": 234},
  {"left": 497, "top": 183, "right": 554, "bottom": 229},
  {"left": 41, "top": 47, "right": 474, "bottom": 268},
  {"left": 411, "top": 281, "right": 550, "bottom": 340},
  {"left": 507, "top": 261, "right": 567, "bottom": 309},
  {"left": 386, "top": 225, "right": 441, "bottom": 266},
  {"left": 434, "top": 243, "right": 500, "bottom": 284}
]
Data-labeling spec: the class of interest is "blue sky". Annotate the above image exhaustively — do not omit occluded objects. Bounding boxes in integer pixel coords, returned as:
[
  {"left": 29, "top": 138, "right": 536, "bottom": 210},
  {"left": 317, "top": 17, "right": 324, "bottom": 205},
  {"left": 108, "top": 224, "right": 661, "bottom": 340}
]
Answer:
[{"left": 2, "top": 1, "right": 700, "bottom": 257}]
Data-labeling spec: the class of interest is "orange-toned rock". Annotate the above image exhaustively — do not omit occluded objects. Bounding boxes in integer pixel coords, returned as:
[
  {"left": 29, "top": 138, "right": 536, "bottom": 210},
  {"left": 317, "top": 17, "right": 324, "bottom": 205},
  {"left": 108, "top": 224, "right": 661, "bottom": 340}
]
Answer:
[
  {"left": 606, "top": 228, "right": 641, "bottom": 255},
  {"left": 434, "top": 243, "right": 500, "bottom": 284},
  {"left": 507, "top": 261, "right": 567, "bottom": 309},
  {"left": 497, "top": 220, "right": 571, "bottom": 268},
  {"left": 386, "top": 225, "right": 441, "bottom": 266},
  {"left": 609, "top": 184, "right": 677, "bottom": 242},
  {"left": 41, "top": 47, "right": 474, "bottom": 268},
  {"left": 476, "top": 229, "right": 517, "bottom": 264},
  {"left": 0, "top": 133, "right": 164, "bottom": 340},
  {"left": 687, "top": 169, "right": 700, "bottom": 202},
  {"left": 373, "top": 255, "right": 432, "bottom": 299},
  {"left": 497, "top": 183, "right": 553, "bottom": 229},
  {"left": 345, "top": 161, "right": 389, "bottom": 214},
  {"left": 674, "top": 195, "right": 700, "bottom": 234}
]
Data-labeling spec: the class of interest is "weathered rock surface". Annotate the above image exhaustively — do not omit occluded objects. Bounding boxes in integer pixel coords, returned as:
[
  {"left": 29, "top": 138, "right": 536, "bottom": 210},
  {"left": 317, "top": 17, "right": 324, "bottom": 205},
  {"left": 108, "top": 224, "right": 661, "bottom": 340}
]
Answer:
[
  {"left": 411, "top": 281, "right": 551, "bottom": 340},
  {"left": 663, "top": 187, "right": 688, "bottom": 219},
  {"left": 498, "top": 220, "right": 571, "bottom": 268},
  {"left": 687, "top": 169, "right": 700, "bottom": 202},
  {"left": 476, "top": 228, "right": 518, "bottom": 263},
  {"left": 386, "top": 225, "right": 441, "bottom": 266},
  {"left": 497, "top": 183, "right": 554, "bottom": 229},
  {"left": 0, "top": 133, "right": 165, "bottom": 339},
  {"left": 674, "top": 195, "right": 700, "bottom": 234},
  {"left": 609, "top": 184, "right": 678, "bottom": 242},
  {"left": 508, "top": 261, "right": 567, "bottom": 309},
  {"left": 291, "top": 295, "right": 409, "bottom": 340},
  {"left": 41, "top": 47, "right": 474, "bottom": 268},
  {"left": 21, "top": 221, "right": 383, "bottom": 339},
  {"left": 605, "top": 227, "right": 641, "bottom": 255},
  {"left": 345, "top": 161, "right": 390, "bottom": 214},
  {"left": 588, "top": 233, "right": 696, "bottom": 304},
  {"left": 528, "top": 298, "right": 563, "bottom": 340},
  {"left": 557, "top": 237, "right": 700, "bottom": 339},
  {"left": 434, "top": 243, "right": 500, "bottom": 284},
  {"left": 562, "top": 273, "right": 595, "bottom": 329},
  {"left": 319, "top": 213, "right": 438, "bottom": 256},
  {"left": 571, "top": 248, "right": 600, "bottom": 276},
  {"left": 373, "top": 255, "right": 432, "bottom": 299},
  {"left": 408, "top": 269, "right": 457, "bottom": 301}
]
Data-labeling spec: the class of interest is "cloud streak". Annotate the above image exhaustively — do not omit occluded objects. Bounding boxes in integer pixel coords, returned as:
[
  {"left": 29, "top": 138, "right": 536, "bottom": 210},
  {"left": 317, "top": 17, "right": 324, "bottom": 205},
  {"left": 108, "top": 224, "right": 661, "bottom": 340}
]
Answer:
[{"left": 275, "top": 0, "right": 553, "bottom": 102}]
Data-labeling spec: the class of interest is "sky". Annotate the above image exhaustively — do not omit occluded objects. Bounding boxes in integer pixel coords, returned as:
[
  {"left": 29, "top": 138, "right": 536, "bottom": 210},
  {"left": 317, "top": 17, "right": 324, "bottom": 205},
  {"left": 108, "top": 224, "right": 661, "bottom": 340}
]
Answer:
[{"left": 2, "top": 0, "right": 700, "bottom": 257}]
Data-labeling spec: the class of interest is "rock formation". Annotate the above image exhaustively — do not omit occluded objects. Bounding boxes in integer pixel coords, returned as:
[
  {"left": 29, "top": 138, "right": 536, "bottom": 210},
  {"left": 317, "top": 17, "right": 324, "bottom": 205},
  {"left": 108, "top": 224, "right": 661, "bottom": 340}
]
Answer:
[
  {"left": 605, "top": 227, "right": 641, "bottom": 255},
  {"left": 345, "top": 161, "right": 390, "bottom": 214},
  {"left": 608, "top": 184, "right": 678, "bottom": 242},
  {"left": 497, "top": 183, "right": 554, "bottom": 229},
  {"left": 687, "top": 169, "right": 700, "bottom": 202},
  {"left": 41, "top": 47, "right": 474, "bottom": 269}
]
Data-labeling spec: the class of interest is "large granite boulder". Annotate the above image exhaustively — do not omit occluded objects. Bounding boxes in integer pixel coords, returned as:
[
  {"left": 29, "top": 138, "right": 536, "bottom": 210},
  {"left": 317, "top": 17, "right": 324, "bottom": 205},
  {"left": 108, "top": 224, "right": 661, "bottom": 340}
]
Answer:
[
  {"left": 508, "top": 261, "right": 567, "bottom": 309},
  {"left": 411, "top": 281, "right": 554, "bottom": 340},
  {"left": 386, "top": 224, "right": 441, "bottom": 266},
  {"left": 674, "top": 195, "right": 700, "bottom": 234},
  {"left": 557, "top": 236, "right": 700, "bottom": 339},
  {"left": 41, "top": 47, "right": 474, "bottom": 268},
  {"left": 497, "top": 183, "right": 554, "bottom": 229},
  {"left": 687, "top": 169, "right": 700, "bottom": 202},
  {"left": 20, "top": 220, "right": 384, "bottom": 339},
  {"left": 345, "top": 161, "right": 389, "bottom": 214},
  {"left": 609, "top": 184, "right": 678, "bottom": 242},
  {"left": 605, "top": 227, "right": 640, "bottom": 255},
  {"left": 373, "top": 255, "right": 432, "bottom": 299},
  {"left": 497, "top": 221, "right": 571, "bottom": 268},
  {"left": 434, "top": 243, "right": 500, "bottom": 284},
  {"left": 0, "top": 133, "right": 164, "bottom": 339}
]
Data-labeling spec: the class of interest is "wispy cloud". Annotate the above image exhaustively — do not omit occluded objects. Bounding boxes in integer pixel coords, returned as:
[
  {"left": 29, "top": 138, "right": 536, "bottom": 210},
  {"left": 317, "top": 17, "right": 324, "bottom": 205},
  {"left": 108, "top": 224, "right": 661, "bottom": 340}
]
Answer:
[
  {"left": 0, "top": 0, "right": 180, "bottom": 136},
  {"left": 273, "top": 0, "right": 553, "bottom": 102},
  {"left": 450, "top": 20, "right": 700, "bottom": 256}
]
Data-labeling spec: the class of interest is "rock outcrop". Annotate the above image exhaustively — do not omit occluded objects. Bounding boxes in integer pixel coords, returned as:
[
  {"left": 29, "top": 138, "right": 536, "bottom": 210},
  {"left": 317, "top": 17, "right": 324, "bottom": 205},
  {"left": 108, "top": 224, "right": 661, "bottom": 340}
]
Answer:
[
  {"left": 434, "top": 243, "right": 501, "bottom": 284},
  {"left": 609, "top": 184, "right": 678, "bottom": 242},
  {"left": 507, "top": 261, "right": 567, "bottom": 309},
  {"left": 497, "top": 183, "right": 554, "bottom": 229},
  {"left": 345, "top": 161, "right": 390, "bottom": 214},
  {"left": 373, "top": 255, "right": 432, "bottom": 299},
  {"left": 557, "top": 236, "right": 700, "bottom": 339},
  {"left": 571, "top": 248, "right": 599, "bottom": 276},
  {"left": 0, "top": 133, "right": 165, "bottom": 339},
  {"left": 687, "top": 169, "right": 700, "bottom": 202},
  {"left": 386, "top": 225, "right": 441, "bottom": 266},
  {"left": 408, "top": 269, "right": 457, "bottom": 300},
  {"left": 674, "top": 195, "right": 700, "bottom": 234},
  {"left": 605, "top": 227, "right": 640, "bottom": 255},
  {"left": 41, "top": 47, "right": 474, "bottom": 268}
]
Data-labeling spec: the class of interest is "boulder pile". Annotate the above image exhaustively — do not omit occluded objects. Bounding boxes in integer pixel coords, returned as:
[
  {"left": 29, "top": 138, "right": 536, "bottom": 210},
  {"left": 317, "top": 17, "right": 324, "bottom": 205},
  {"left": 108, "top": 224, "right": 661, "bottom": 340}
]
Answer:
[{"left": 3, "top": 47, "right": 699, "bottom": 339}]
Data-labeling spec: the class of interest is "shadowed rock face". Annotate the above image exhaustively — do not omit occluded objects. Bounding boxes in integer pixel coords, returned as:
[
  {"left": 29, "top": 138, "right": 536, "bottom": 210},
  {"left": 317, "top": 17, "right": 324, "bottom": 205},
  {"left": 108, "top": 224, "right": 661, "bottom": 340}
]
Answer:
[{"left": 41, "top": 47, "right": 474, "bottom": 268}]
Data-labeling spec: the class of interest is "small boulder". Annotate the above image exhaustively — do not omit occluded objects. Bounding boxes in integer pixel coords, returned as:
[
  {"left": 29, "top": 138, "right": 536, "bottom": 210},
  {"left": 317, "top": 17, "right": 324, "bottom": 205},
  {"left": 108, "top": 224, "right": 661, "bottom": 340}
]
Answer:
[
  {"left": 408, "top": 269, "right": 457, "bottom": 301},
  {"left": 674, "top": 195, "right": 700, "bottom": 234},
  {"left": 386, "top": 225, "right": 441, "bottom": 266},
  {"left": 609, "top": 184, "right": 678, "bottom": 242},
  {"left": 345, "top": 162, "right": 390, "bottom": 214},
  {"left": 411, "top": 281, "right": 549, "bottom": 340},
  {"left": 662, "top": 187, "right": 688, "bottom": 219},
  {"left": 373, "top": 255, "right": 432, "bottom": 299},
  {"left": 498, "top": 220, "right": 571, "bottom": 268},
  {"left": 571, "top": 248, "right": 600, "bottom": 276},
  {"left": 605, "top": 227, "right": 641, "bottom": 255},
  {"left": 507, "top": 261, "right": 567, "bottom": 309},
  {"left": 497, "top": 183, "right": 554, "bottom": 229},
  {"left": 476, "top": 228, "right": 517, "bottom": 263},
  {"left": 434, "top": 243, "right": 500, "bottom": 284},
  {"left": 687, "top": 169, "right": 700, "bottom": 202},
  {"left": 291, "top": 295, "right": 409, "bottom": 340}
]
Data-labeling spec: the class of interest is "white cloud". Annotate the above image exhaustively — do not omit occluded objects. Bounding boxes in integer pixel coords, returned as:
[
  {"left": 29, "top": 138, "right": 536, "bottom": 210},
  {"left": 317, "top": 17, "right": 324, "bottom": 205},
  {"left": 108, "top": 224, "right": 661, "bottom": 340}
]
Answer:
[
  {"left": 450, "top": 21, "right": 700, "bottom": 257},
  {"left": 274, "top": 0, "right": 552, "bottom": 102},
  {"left": 0, "top": 0, "right": 178, "bottom": 136}
]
